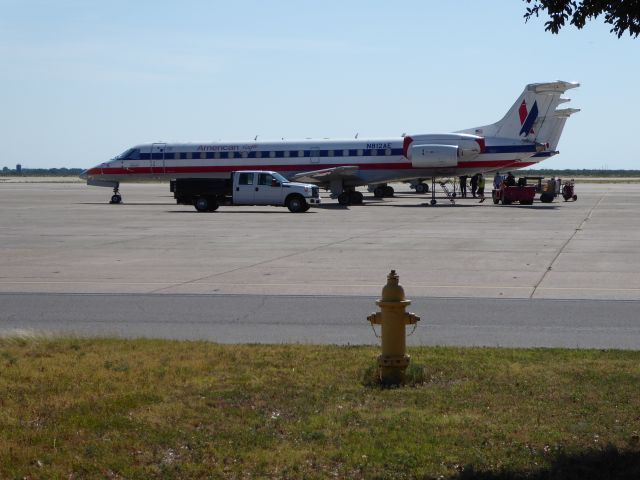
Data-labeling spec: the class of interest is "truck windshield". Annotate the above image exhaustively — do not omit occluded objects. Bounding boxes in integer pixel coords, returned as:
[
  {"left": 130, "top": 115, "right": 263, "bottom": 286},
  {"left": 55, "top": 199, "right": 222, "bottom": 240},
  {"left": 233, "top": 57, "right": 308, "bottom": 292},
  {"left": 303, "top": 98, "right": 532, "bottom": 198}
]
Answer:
[{"left": 271, "top": 172, "right": 288, "bottom": 183}]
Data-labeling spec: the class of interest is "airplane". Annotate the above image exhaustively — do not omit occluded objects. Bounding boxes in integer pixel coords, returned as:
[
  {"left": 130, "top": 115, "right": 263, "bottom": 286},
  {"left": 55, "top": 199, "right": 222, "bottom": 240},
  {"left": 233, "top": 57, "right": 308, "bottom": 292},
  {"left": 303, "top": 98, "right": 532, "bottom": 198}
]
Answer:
[{"left": 80, "top": 80, "right": 579, "bottom": 206}]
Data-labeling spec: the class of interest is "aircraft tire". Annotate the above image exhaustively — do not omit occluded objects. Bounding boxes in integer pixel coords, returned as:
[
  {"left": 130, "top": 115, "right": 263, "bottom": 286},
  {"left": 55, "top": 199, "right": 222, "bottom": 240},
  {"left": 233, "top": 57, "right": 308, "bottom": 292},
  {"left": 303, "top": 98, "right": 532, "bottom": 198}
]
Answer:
[
  {"left": 415, "top": 183, "right": 428, "bottom": 194},
  {"left": 110, "top": 194, "right": 122, "bottom": 204},
  {"left": 373, "top": 186, "right": 385, "bottom": 198},
  {"left": 337, "top": 192, "right": 350, "bottom": 205},
  {"left": 430, "top": 199, "right": 437, "bottom": 206},
  {"left": 286, "top": 194, "right": 307, "bottom": 213},
  {"left": 384, "top": 186, "right": 394, "bottom": 197},
  {"left": 349, "top": 191, "right": 364, "bottom": 204}
]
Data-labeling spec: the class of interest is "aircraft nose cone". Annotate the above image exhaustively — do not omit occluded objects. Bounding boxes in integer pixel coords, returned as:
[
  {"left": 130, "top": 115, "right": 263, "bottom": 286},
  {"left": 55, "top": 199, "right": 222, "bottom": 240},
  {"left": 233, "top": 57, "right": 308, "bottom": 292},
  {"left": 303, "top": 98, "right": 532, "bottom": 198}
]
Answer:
[{"left": 79, "top": 169, "right": 88, "bottom": 180}]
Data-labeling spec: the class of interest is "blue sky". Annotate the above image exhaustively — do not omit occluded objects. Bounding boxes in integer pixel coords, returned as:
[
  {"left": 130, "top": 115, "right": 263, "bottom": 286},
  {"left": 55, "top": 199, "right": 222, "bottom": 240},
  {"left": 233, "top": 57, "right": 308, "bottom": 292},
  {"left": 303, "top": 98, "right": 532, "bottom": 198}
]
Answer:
[{"left": 1, "top": 0, "right": 638, "bottom": 169}]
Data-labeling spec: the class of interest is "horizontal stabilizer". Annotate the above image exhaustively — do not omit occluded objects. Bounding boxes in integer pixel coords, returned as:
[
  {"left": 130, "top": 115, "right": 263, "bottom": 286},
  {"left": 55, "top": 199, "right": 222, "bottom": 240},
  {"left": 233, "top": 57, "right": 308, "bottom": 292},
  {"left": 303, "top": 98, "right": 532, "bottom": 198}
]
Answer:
[
  {"left": 555, "top": 108, "right": 581, "bottom": 118},
  {"left": 529, "top": 81, "right": 580, "bottom": 94}
]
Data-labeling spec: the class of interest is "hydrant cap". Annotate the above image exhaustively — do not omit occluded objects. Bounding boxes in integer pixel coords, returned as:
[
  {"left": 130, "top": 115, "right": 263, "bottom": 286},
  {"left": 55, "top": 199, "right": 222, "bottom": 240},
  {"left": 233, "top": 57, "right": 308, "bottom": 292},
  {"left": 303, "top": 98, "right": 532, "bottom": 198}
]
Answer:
[{"left": 381, "top": 270, "right": 406, "bottom": 302}]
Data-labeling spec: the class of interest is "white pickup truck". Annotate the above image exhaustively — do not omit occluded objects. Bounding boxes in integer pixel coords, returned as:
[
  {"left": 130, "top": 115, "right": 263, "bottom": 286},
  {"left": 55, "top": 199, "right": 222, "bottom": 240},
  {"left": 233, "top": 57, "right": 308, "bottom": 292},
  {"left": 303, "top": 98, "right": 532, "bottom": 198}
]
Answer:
[{"left": 170, "top": 171, "right": 321, "bottom": 213}]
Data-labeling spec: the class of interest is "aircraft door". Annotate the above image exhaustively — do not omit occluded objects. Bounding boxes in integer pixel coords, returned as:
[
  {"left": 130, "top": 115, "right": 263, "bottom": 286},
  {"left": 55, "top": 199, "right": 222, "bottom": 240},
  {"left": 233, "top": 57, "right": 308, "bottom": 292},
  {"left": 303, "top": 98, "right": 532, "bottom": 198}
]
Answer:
[
  {"left": 310, "top": 147, "right": 320, "bottom": 164},
  {"left": 151, "top": 143, "right": 166, "bottom": 175},
  {"left": 234, "top": 172, "right": 256, "bottom": 204}
]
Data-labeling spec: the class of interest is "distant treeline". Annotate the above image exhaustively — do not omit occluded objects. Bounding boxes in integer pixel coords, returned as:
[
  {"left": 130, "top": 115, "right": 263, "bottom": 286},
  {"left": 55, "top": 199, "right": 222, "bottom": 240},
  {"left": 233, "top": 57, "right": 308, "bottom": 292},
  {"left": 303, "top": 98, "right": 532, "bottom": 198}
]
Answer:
[
  {"left": 1, "top": 167, "right": 84, "bottom": 176},
  {"left": 520, "top": 169, "right": 640, "bottom": 177}
]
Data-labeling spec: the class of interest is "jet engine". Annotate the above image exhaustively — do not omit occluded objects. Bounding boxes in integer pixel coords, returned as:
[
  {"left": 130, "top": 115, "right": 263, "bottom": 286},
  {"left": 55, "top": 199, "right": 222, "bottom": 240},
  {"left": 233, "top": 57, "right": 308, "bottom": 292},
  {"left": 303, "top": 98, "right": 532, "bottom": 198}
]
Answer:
[{"left": 409, "top": 144, "right": 459, "bottom": 168}]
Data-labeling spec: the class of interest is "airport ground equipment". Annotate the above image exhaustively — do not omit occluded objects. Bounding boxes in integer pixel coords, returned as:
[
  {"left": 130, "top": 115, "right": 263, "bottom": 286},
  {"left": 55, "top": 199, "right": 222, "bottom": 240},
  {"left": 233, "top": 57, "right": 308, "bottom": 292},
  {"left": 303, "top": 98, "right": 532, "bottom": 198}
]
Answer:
[
  {"left": 170, "top": 171, "right": 320, "bottom": 212},
  {"left": 367, "top": 270, "right": 420, "bottom": 386},
  {"left": 561, "top": 180, "right": 578, "bottom": 201},
  {"left": 491, "top": 186, "right": 536, "bottom": 205}
]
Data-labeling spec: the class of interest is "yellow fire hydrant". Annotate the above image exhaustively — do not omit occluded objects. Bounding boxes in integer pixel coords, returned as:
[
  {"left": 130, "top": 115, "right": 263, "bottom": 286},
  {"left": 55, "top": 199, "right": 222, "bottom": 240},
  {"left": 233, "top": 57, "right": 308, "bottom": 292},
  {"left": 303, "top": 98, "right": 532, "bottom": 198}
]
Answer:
[{"left": 367, "top": 270, "right": 420, "bottom": 385}]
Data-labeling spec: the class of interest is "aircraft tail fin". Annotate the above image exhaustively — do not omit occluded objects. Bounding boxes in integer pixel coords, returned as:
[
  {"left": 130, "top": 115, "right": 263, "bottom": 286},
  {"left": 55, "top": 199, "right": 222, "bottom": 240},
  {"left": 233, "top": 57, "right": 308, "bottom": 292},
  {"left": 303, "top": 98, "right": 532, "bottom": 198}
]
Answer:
[{"left": 459, "top": 81, "right": 580, "bottom": 145}]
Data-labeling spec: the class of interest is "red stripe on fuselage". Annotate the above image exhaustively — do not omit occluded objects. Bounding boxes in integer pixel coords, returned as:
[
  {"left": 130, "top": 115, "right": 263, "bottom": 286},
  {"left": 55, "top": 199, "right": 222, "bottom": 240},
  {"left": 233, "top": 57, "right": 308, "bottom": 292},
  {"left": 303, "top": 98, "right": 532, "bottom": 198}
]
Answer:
[{"left": 89, "top": 158, "right": 537, "bottom": 177}]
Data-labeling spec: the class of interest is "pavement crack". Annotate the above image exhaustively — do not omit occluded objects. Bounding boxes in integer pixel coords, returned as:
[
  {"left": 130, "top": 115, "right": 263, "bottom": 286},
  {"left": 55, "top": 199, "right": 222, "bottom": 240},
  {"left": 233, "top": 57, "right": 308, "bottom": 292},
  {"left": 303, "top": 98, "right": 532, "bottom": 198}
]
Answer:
[
  {"left": 530, "top": 193, "right": 607, "bottom": 299},
  {"left": 148, "top": 221, "right": 419, "bottom": 294}
]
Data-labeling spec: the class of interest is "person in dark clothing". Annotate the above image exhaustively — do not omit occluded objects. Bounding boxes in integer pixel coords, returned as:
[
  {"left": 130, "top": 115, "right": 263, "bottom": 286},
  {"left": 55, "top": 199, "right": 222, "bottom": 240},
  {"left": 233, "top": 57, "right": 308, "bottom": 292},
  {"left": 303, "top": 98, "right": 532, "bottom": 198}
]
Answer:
[
  {"left": 459, "top": 175, "right": 468, "bottom": 198},
  {"left": 470, "top": 174, "right": 479, "bottom": 198},
  {"left": 505, "top": 171, "right": 516, "bottom": 187}
]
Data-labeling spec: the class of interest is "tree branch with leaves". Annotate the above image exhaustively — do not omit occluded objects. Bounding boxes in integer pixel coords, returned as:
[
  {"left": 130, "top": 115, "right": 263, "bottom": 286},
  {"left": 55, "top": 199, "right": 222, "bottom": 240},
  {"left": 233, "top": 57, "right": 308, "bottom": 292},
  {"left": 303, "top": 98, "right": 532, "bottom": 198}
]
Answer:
[{"left": 524, "top": 0, "right": 640, "bottom": 38}]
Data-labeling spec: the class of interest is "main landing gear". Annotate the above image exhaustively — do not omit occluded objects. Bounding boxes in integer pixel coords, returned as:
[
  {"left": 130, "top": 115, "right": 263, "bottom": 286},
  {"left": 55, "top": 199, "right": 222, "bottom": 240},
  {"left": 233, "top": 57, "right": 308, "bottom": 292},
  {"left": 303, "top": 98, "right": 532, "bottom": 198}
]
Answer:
[
  {"left": 337, "top": 190, "right": 364, "bottom": 206},
  {"left": 372, "top": 185, "right": 395, "bottom": 198},
  {"left": 109, "top": 185, "right": 122, "bottom": 204}
]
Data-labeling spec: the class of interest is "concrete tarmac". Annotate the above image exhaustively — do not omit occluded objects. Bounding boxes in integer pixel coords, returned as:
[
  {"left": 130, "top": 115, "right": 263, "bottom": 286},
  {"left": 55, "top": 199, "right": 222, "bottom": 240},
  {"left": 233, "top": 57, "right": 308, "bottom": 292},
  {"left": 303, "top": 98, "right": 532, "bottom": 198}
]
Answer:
[
  {"left": 1, "top": 181, "right": 640, "bottom": 299},
  {"left": 1, "top": 181, "right": 640, "bottom": 347}
]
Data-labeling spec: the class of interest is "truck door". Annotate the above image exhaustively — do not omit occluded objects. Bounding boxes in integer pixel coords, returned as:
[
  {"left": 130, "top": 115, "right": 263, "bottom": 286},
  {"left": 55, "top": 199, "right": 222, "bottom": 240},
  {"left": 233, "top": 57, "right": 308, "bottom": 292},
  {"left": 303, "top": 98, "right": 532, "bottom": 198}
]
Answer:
[
  {"left": 255, "top": 172, "right": 284, "bottom": 205},
  {"left": 233, "top": 172, "right": 256, "bottom": 204},
  {"left": 151, "top": 143, "right": 166, "bottom": 175}
]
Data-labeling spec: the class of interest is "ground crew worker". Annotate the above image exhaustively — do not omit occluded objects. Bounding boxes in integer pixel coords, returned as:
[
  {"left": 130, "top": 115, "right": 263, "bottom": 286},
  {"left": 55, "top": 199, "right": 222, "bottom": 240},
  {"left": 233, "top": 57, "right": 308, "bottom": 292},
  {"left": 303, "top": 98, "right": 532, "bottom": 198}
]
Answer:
[
  {"left": 493, "top": 171, "right": 503, "bottom": 189},
  {"left": 470, "top": 174, "right": 479, "bottom": 198},
  {"left": 505, "top": 172, "right": 516, "bottom": 187},
  {"left": 459, "top": 175, "right": 468, "bottom": 198},
  {"left": 478, "top": 174, "right": 486, "bottom": 202}
]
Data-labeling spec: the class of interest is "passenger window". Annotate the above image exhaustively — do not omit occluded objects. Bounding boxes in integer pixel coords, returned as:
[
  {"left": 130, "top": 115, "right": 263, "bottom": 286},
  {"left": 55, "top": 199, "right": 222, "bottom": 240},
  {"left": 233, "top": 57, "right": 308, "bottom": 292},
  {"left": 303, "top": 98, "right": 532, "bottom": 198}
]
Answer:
[
  {"left": 242, "top": 152, "right": 248, "bottom": 158},
  {"left": 328, "top": 150, "right": 334, "bottom": 157},
  {"left": 269, "top": 151, "right": 275, "bottom": 158},
  {"left": 343, "top": 149, "right": 349, "bottom": 157},
  {"left": 385, "top": 148, "right": 392, "bottom": 156},
  {"left": 187, "top": 152, "right": 192, "bottom": 160},
  {"left": 357, "top": 149, "right": 363, "bottom": 156},
  {"left": 284, "top": 151, "right": 290, "bottom": 158},
  {"left": 370, "top": 149, "right": 377, "bottom": 156},
  {"left": 214, "top": 152, "right": 220, "bottom": 159},
  {"left": 256, "top": 151, "right": 262, "bottom": 159},
  {"left": 298, "top": 150, "right": 304, "bottom": 157},
  {"left": 239, "top": 173, "right": 254, "bottom": 185}
]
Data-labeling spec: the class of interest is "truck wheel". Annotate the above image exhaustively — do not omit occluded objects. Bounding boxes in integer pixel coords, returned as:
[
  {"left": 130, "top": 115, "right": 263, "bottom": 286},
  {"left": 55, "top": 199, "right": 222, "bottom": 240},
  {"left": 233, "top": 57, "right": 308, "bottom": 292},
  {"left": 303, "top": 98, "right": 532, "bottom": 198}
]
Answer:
[
  {"left": 207, "top": 199, "right": 219, "bottom": 211},
  {"left": 286, "top": 195, "right": 307, "bottom": 213},
  {"left": 194, "top": 197, "right": 210, "bottom": 212}
]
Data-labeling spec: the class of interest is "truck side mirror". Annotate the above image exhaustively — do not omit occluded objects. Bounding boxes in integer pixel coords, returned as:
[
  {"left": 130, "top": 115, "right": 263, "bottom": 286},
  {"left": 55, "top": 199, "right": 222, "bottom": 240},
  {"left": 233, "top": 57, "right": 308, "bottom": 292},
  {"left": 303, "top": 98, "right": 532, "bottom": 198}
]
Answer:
[{"left": 271, "top": 179, "right": 280, "bottom": 187}]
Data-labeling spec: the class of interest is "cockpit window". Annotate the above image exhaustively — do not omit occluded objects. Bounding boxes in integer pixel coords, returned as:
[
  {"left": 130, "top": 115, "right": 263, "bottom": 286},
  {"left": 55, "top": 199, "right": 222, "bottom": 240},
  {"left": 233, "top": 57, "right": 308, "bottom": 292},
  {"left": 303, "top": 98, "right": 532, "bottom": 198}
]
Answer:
[{"left": 116, "top": 148, "right": 141, "bottom": 160}]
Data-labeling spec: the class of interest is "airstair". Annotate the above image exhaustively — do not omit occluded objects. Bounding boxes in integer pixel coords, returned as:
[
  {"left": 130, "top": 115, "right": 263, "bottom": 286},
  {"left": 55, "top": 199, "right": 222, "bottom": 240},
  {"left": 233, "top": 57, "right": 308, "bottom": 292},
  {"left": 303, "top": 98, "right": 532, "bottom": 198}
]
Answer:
[{"left": 428, "top": 177, "right": 456, "bottom": 205}]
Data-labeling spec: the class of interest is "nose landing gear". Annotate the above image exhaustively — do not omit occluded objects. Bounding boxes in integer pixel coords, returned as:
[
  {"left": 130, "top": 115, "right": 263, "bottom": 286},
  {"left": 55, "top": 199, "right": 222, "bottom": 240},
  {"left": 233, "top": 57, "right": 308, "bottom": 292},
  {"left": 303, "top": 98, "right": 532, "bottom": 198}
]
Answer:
[{"left": 109, "top": 185, "right": 122, "bottom": 204}]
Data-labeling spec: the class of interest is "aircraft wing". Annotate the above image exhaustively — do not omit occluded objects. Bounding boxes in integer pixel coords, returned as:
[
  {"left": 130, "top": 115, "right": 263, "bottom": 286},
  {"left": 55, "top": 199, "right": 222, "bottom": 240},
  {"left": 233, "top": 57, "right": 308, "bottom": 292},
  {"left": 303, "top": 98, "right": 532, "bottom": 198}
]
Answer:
[{"left": 290, "top": 165, "right": 360, "bottom": 185}]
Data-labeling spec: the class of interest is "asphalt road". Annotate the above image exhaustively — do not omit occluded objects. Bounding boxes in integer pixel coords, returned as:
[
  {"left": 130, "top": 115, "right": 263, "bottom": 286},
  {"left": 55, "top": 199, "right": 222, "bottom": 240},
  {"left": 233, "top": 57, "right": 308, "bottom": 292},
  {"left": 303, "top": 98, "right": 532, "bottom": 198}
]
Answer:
[{"left": 1, "top": 293, "right": 639, "bottom": 349}]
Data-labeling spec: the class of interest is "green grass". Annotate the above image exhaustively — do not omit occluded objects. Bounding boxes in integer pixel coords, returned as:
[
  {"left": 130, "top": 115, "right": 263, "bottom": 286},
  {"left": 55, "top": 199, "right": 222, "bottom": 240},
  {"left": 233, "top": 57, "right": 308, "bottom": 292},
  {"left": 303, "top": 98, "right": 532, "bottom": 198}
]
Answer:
[{"left": 1, "top": 338, "right": 640, "bottom": 479}]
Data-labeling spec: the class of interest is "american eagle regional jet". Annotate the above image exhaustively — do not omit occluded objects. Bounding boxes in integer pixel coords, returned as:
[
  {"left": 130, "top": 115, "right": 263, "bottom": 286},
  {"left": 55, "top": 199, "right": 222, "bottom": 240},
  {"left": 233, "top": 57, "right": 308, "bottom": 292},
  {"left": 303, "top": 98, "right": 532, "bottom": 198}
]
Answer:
[{"left": 81, "top": 81, "right": 579, "bottom": 205}]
